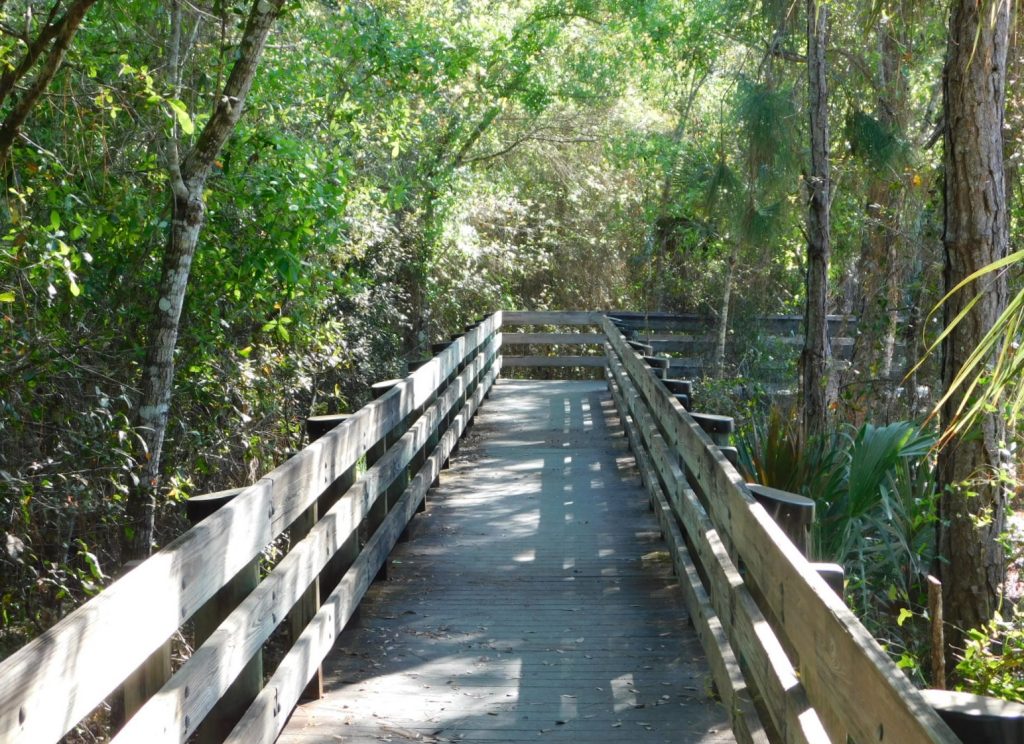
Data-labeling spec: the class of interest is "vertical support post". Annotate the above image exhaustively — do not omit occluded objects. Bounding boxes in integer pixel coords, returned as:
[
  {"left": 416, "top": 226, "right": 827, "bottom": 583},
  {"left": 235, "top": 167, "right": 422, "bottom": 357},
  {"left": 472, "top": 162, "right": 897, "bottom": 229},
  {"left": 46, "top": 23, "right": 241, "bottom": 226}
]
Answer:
[
  {"left": 186, "top": 489, "right": 263, "bottom": 743},
  {"left": 407, "top": 359, "right": 434, "bottom": 510},
  {"left": 372, "top": 379, "right": 413, "bottom": 542},
  {"left": 114, "top": 560, "right": 172, "bottom": 729},
  {"left": 432, "top": 341, "right": 454, "bottom": 471},
  {"left": 306, "top": 413, "right": 359, "bottom": 614},
  {"left": 286, "top": 497, "right": 322, "bottom": 701},
  {"left": 447, "top": 337, "right": 468, "bottom": 458},
  {"left": 928, "top": 575, "right": 946, "bottom": 690},
  {"left": 689, "top": 412, "right": 734, "bottom": 448}
]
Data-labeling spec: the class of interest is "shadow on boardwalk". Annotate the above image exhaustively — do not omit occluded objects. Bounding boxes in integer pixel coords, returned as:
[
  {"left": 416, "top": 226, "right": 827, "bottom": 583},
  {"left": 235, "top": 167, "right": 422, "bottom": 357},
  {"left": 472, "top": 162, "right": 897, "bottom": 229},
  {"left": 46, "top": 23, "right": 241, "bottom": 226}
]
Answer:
[{"left": 279, "top": 380, "right": 734, "bottom": 744}]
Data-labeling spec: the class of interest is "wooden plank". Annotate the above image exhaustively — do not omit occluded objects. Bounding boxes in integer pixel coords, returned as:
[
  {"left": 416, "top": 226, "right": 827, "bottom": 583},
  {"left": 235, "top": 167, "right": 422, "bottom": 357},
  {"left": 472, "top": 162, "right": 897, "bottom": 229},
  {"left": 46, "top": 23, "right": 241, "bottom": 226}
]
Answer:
[
  {"left": 603, "top": 318, "right": 959, "bottom": 744},
  {"left": 607, "top": 350, "right": 827, "bottom": 744},
  {"left": 111, "top": 337, "right": 500, "bottom": 744},
  {"left": 502, "top": 331, "right": 606, "bottom": 345},
  {"left": 0, "top": 314, "right": 502, "bottom": 744},
  {"left": 501, "top": 310, "right": 604, "bottom": 326},
  {"left": 226, "top": 361, "right": 499, "bottom": 744},
  {"left": 279, "top": 378, "right": 734, "bottom": 744},
  {"left": 502, "top": 355, "right": 607, "bottom": 367}
]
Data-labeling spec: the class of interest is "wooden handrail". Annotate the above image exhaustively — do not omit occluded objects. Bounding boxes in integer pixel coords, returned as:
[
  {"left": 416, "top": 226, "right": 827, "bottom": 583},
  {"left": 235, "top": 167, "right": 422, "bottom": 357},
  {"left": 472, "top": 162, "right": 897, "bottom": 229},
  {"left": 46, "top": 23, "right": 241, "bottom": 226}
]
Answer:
[
  {"left": 500, "top": 311, "right": 607, "bottom": 369},
  {"left": 0, "top": 313, "right": 502, "bottom": 744},
  {"left": 601, "top": 316, "right": 959, "bottom": 744}
]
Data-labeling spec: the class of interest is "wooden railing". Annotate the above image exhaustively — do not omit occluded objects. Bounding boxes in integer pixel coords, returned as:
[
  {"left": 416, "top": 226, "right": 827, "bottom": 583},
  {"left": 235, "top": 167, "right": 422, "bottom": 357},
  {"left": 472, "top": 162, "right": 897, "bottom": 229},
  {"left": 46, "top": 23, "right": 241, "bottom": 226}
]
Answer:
[
  {"left": 0, "top": 309, "right": 967, "bottom": 743},
  {"left": 601, "top": 316, "right": 958, "bottom": 744},
  {"left": 0, "top": 315, "right": 502, "bottom": 744},
  {"left": 500, "top": 310, "right": 606, "bottom": 369}
]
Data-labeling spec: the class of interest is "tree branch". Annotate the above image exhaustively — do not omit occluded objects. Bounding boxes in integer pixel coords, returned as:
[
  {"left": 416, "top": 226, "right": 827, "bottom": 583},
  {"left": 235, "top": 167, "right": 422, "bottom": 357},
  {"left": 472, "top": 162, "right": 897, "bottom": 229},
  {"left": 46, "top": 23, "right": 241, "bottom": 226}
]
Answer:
[
  {"left": 0, "top": 0, "right": 67, "bottom": 105},
  {"left": 179, "top": 0, "right": 285, "bottom": 185},
  {"left": 0, "top": 0, "right": 98, "bottom": 170},
  {"left": 165, "top": 0, "right": 188, "bottom": 200}
]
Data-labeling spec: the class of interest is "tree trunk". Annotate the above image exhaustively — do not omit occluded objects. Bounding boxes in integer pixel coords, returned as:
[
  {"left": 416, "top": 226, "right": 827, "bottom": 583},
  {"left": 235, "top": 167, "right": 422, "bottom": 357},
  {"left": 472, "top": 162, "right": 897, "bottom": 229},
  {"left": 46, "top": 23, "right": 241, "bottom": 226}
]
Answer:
[
  {"left": 801, "top": 0, "right": 831, "bottom": 441},
  {"left": 714, "top": 242, "right": 738, "bottom": 377},
  {"left": 938, "top": 0, "right": 1010, "bottom": 666},
  {"left": 849, "top": 21, "right": 909, "bottom": 412},
  {"left": 649, "top": 72, "right": 710, "bottom": 311},
  {"left": 125, "top": 0, "right": 285, "bottom": 559}
]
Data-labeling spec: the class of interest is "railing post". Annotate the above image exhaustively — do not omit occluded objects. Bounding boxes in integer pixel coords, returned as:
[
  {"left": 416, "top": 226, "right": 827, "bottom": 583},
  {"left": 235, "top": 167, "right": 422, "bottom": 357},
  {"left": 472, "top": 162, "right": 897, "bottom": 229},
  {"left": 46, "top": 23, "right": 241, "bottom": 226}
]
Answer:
[
  {"left": 305, "top": 414, "right": 360, "bottom": 593},
  {"left": 746, "top": 483, "right": 815, "bottom": 556},
  {"left": 185, "top": 489, "right": 263, "bottom": 743},
  {"left": 689, "top": 412, "right": 734, "bottom": 447},
  {"left": 113, "top": 561, "right": 172, "bottom": 730},
  {"left": 432, "top": 341, "right": 455, "bottom": 471},
  {"left": 407, "top": 358, "right": 435, "bottom": 509},
  {"left": 447, "top": 335, "right": 468, "bottom": 456},
  {"left": 921, "top": 690, "right": 1024, "bottom": 743},
  {"left": 641, "top": 355, "right": 670, "bottom": 379}
]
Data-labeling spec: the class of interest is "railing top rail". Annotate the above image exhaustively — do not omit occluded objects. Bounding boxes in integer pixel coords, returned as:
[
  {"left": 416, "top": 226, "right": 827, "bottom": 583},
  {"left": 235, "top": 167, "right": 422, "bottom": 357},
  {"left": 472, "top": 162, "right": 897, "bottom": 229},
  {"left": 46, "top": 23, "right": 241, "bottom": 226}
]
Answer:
[
  {"left": 601, "top": 316, "right": 958, "bottom": 744},
  {"left": 0, "top": 312, "right": 502, "bottom": 744}
]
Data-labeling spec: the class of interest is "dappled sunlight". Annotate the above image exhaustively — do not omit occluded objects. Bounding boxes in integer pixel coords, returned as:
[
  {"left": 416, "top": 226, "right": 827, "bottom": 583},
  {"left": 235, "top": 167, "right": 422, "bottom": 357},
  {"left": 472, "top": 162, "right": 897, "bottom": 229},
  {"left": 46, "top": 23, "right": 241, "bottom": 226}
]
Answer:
[{"left": 279, "top": 380, "right": 733, "bottom": 744}]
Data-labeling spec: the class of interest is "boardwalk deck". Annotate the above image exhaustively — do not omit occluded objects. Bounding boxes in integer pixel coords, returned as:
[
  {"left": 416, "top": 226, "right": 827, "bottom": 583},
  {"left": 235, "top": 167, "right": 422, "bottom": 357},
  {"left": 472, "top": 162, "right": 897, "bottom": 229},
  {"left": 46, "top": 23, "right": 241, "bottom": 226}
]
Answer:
[{"left": 279, "top": 380, "right": 734, "bottom": 744}]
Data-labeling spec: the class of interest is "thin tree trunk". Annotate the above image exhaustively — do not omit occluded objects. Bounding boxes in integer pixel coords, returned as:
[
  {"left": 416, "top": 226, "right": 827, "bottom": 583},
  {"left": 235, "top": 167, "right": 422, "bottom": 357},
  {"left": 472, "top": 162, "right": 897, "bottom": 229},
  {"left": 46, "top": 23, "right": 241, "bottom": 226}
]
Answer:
[
  {"left": 937, "top": 0, "right": 1010, "bottom": 669},
  {"left": 125, "top": 0, "right": 285, "bottom": 559},
  {"left": 849, "top": 21, "right": 908, "bottom": 409},
  {"left": 801, "top": 0, "right": 831, "bottom": 441},
  {"left": 649, "top": 71, "right": 710, "bottom": 310},
  {"left": 714, "top": 242, "right": 738, "bottom": 377}
]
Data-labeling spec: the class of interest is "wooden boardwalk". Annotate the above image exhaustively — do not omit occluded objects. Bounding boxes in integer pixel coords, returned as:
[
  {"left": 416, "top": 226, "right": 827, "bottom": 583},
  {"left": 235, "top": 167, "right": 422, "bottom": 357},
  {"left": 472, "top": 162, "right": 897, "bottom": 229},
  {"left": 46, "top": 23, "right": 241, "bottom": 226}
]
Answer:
[{"left": 279, "top": 379, "right": 734, "bottom": 744}]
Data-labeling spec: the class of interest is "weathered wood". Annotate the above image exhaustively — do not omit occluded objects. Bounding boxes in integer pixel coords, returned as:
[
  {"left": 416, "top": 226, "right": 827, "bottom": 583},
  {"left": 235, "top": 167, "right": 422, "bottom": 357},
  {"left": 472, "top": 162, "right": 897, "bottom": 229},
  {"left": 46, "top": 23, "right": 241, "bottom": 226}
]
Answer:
[
  {"left": 747, "top": 484, "right": 815, "bottom": 556},
  {"left": 306, "top": 414, "right": 358, "bottom": 598},
  {"left": 184, "top": 489, "right": 263, "bottom": 744},
  {"left": 117, "top": 583, "right": 172, "bottom": 729},
  {"left": 663, "top": 378, "right": 693, "bottom": 395},
  {"left": 603, "top": 317, "right": 959, "bottom": 744},
  {"left": 287, "top": 499, "right": 323, "bottom": 702},
  {"left": 0, "top": 314, "right": 502, "bottom": 744},
  {"left": 812, "top": 564, "right": 845, "bottom": 598},
  {"left": 689, "top": 413, "right": 734, "bottom": 448},
  {"left": 928, "top": 576, "right": 945, "bottom": 691},
  {"left": 227, "top": 357, "right": 500, "bottom": 744},
  {"left": 606, "top": 367, "right": 768, "bottom": 744},
  {"left": 501, "top": 355, "right": 607, "bottom": 367},
  {"left": 502, "top": 331, "right": 606, "bottom": 345},
  {"left": 628, "top": 340, "right": 655, "bottom": 355},
  {"left": 921, "top": 689, "right": 1024, "bottom": 743},
  {"left": 278, "top": 379, "right": 734, "bottom": 744},
  {"left": 502, "top": 310, "right": 605, "bottom": 325},
  {"left": 607, "top": 349, "right": 827, "bottom": 744},
  {"left": 111, "top": 337, "right": 501, "bottom": 744}
]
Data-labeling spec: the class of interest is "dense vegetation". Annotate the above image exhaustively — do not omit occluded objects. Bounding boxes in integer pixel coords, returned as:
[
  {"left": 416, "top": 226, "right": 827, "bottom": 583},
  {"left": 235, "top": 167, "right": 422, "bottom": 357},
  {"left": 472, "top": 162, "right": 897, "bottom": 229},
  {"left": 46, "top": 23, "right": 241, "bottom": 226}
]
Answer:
[{"left": 0, "top": 0, "right": 1020, "bottom": 705}]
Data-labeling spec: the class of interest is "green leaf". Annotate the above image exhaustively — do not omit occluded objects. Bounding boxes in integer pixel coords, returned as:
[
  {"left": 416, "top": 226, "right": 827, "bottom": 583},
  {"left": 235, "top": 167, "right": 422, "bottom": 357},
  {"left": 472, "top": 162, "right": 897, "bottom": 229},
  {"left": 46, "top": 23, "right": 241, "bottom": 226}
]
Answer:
[
  {"left": 896, "top": 607, "right": 914, "bottom": 627},
  {"left": 168, "top": 99, "right": 195, "bottom": 135},
  {"left": 68, "top": 278, "right": 81, "bottom": 297},
  {"left": 238, "top": 346, "right": 253, "bottom": 358},
  {"left": 0, "top": 291, "right": 14, "bottom": 302}
]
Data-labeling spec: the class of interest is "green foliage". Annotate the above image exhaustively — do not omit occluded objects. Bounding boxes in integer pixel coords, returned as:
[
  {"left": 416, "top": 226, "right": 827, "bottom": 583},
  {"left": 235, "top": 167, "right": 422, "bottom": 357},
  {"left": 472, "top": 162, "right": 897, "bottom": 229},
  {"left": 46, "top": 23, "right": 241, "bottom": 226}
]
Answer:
[
  {"left": 955, "top": 606, "right": 1024, "bottom": 703},
  {"left": 734, "top": 79, "right": 798, "bottom": 179},
  {"left": 0, "top": 0, "right": 992, "bottom": 705},
  {"left": 845, "top": 109, "right": 902, "bottom": 171},
  {"left": 737, "top": 411, "right": 940, "bottom": 682}
]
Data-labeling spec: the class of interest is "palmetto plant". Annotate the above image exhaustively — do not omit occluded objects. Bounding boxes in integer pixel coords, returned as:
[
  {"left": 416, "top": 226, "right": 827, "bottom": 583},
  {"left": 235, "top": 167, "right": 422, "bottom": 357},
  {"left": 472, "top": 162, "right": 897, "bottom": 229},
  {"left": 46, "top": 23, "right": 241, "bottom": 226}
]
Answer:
[{"left": 737, "top": 410, "right": 939, "bottom": 614}]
